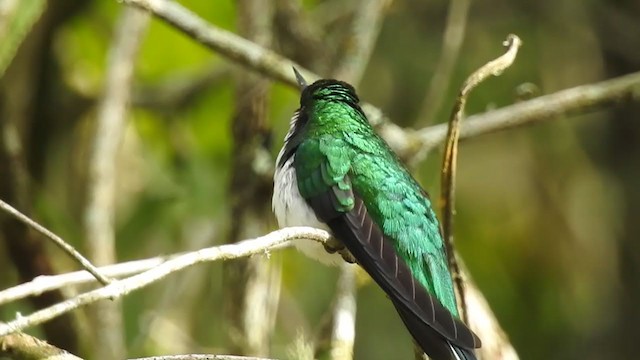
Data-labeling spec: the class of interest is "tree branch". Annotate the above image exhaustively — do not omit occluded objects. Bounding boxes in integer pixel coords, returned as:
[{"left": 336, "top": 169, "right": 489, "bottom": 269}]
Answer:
[
  {"left": 0, "top": 199, "right": 111, "bottom": 285},
  {"left": 0, "top": 227, "right": 330, "bottom": 338},
  {"left": 409, "top": 70, "right": 640, "bottom": 160},
  {"left": 0, "top": 256, "right": 169, "bottom": 306},
  {"left": 0, "top": 332, "right": 82, "bottom": 360},
  {"left": 122, "top": 0, "right": 640, "bottom": 164}
]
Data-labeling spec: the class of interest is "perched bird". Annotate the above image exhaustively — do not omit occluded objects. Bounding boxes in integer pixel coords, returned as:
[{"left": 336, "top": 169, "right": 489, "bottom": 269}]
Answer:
[{"left": 273, "top": 68, "right": 481, "bottom": 360}]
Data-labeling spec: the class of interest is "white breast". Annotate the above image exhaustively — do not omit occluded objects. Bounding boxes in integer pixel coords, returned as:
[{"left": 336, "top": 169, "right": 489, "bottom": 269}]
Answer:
[{"left": 273, "top": 156, "right": 344, "bottom": 266}]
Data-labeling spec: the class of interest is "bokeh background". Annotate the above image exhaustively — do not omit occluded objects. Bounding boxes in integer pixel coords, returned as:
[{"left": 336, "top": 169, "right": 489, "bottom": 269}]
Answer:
[{"left": 1, "top": 0, "right": 639, "bottom": 359}]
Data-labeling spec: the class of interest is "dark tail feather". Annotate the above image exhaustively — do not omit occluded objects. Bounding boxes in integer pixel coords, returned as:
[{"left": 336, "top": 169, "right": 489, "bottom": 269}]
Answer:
[
  {"left": 394, "top": 300, "right": 477, "bottom": 360},
  {"left": 449, "top": 343, "right": 477, "bottom": 360}
]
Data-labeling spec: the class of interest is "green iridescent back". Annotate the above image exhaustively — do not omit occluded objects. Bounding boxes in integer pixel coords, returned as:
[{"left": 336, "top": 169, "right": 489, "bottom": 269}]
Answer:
[{"left": 294, "top": 83, "right": 459, "bottom": 317}]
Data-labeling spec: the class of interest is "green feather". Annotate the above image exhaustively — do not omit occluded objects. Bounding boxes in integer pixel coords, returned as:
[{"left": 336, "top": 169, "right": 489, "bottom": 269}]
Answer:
[{"left": 294, "top": 83, "right": 458, "bottom": 316}]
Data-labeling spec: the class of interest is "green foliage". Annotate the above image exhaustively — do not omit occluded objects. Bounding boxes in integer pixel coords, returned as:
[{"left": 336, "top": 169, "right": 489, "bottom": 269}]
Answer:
[{"left": 0, "top": 0, "right": 46, "bottom": 76}]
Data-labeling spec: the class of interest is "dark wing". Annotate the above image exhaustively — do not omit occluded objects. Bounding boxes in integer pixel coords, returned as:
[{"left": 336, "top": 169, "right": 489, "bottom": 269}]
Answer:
[
  {"left": 315, "top": 190, "right": 479, "bottom": 349},
  {"left": 294, "top": 139, "right": 480, "bottom": 355}
]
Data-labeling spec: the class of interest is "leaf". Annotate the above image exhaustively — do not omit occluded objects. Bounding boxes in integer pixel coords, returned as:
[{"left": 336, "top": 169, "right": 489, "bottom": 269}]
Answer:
[{"left": 0, "top": 0, "right": 46, "bottom": 77}]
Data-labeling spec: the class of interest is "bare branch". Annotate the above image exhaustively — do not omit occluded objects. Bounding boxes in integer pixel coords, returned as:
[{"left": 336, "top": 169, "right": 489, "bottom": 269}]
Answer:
[
  {"left": 122, "top": 0, "right": 640, "bottom": 164},
  {"left": 0, "top": 227, "right": 330, "bottom": 338},
  {"left": 416, "top": 0, "right": 471, "bottom": 126},
  {"left": 0, "top": 199, "right": 111, "bottom": 285},
  {"left": 410, "top": 70, "right": 640, "bottom": 160},
  {"left": 0, "top": 332, "right": 82, "bottom": 360},
  {"left": 0, "top": 256, "right": 169, "bottom": 306},
  {"left": 123, "top": 0, "right": 311, "bottom": 87}
]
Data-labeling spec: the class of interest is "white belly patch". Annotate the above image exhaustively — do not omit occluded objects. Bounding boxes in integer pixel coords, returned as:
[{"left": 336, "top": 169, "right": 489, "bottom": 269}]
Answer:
[{"left": 273, "top": 156, "right": 344, "bottom": 266}]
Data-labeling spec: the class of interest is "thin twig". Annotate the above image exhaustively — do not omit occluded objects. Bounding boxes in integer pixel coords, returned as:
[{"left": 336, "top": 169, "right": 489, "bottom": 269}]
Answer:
[
  {"left": 0, "top": 256, "right": 170, "bottom": 306},
  {"left": 440, "top": 34, "right": 522, "bottom": 323},
  {"left": 123, "top": 0, "right": 314, "bottom": 87},
  {"left": 0, "top": 227, "right": 330, "bottom": 338},
  {"left": 0, "top": 199, "right": 112, "bottom": 285},
  {"left": 416, "top": 0, "right": 471, "bottom": 126}
]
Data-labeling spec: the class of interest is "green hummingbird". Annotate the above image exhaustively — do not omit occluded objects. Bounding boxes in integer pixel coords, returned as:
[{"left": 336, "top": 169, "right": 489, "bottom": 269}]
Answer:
[{"left": 272, "top": 68, "right": 481, "bottom": 360}]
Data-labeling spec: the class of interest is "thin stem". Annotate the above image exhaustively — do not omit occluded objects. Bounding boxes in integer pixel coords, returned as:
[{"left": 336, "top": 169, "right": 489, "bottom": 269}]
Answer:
[
  {"left": 0, "top": 199, "right": 111, "bottom": 285},
  {"left": 440, "top": 34, "right": 522, "bottom": 322}
]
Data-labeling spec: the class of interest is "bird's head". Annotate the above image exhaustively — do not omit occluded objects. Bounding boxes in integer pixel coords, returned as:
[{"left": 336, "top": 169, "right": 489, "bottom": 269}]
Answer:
[{"left": 292, "top": 67, "right": 360, "bottom": 108}]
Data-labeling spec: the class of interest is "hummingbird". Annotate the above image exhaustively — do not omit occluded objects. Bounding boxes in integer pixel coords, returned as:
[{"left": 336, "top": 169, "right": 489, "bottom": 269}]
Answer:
[{"left": 272, "top": 68, "right": 481, "bottom": 360}]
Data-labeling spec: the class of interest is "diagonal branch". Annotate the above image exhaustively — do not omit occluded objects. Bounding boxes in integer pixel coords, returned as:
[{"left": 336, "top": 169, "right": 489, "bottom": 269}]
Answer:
[
  {"left": 0, "top": 199, "right": 111, "bottom": 285},
  {"left": 122, "top": 0, "right": 640, "bottom": 163},
  {"left": 409, "top": 70, "right": 640, "bottom": 159},
  {"left": 0, "top": 227, "right": 330, "bottom": 338},
  {"left": 0, "top": 255, "right": 169, "bottom": 306}
]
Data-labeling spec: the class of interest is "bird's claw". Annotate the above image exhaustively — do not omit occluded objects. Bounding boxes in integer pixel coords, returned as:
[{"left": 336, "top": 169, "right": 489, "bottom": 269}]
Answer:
[
  {"left": 323, "top": 237, "right": 345, "bottom": 253},
  {"left": 324, "top": 237, "right": 356, "bottom": 264}
]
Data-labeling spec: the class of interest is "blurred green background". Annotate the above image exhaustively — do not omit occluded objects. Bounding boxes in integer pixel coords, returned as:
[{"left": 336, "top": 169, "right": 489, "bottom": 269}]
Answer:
[{"left": 1, "top": 0, "right": 639, "bottom": 359}]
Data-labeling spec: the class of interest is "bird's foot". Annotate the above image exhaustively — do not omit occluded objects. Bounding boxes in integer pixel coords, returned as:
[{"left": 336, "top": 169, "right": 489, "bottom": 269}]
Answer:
[{"left": 324, "top": 237, "right": 356, "bottom": 264}]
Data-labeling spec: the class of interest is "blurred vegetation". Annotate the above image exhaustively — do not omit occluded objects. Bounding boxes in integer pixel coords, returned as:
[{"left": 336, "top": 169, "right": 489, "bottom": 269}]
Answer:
[{"left": 1, "top": 0, "right": 639, "bottom": 359}]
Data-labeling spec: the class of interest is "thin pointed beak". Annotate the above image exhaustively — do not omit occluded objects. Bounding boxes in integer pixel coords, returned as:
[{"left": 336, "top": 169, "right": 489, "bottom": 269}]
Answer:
[{"left": 292, "top": 66, "right": 308, "bottom": 90}]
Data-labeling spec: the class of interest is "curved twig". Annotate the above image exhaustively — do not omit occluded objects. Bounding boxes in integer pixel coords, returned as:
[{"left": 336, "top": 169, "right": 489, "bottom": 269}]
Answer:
[
  {"left": 0, "top": 199, "right": 111, "bottom": 285},
  {"left": 440, "top": 34, "right": 522, "bottom": 323}
]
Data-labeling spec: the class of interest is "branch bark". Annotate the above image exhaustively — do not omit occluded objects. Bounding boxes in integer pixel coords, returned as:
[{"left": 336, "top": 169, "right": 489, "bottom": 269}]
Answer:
[
  {"left": 122, "top": 0, "right": 640, "bottom": 163},
  {"left": 0, "top": 227, "right": 330, "bottom": 338},
  {"left": 0, "top": 332, "right": 82, "bottom": 360},
  {"left": 0, "top": 256, "right": 169, "bottom": 306}
]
